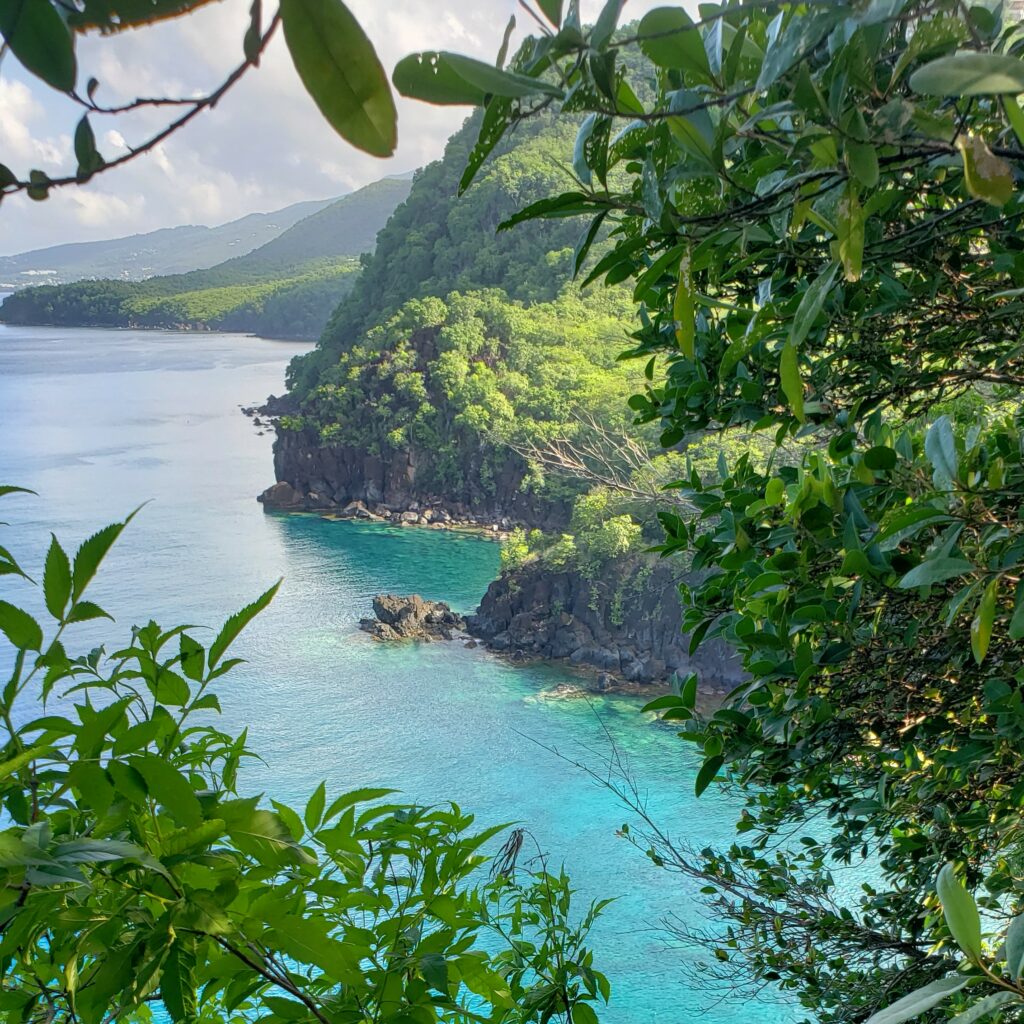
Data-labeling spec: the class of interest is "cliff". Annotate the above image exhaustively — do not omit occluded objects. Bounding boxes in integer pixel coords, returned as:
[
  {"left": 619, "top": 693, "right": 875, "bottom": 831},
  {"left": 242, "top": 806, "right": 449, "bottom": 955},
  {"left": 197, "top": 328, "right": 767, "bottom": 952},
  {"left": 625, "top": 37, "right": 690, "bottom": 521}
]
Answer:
[
  {"left": 261, "top": 424, "right": 575, "bottom": 530},
  {"left": 467, "top": 557, "right": 743, "bottom": 691}
]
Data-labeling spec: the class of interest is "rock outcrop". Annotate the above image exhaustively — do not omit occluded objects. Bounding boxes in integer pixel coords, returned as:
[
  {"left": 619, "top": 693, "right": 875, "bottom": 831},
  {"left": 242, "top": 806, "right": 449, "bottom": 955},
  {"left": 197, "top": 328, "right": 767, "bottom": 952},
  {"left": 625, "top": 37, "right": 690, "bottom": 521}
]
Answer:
[
  {"left": 258, "top": 425, "right": 573, "bottom": 531},
  {"left": 359, "top": 594, "right": 466, "bottom": 642},
  {"left": 467, "top": 558, "right": 742, "bottom": 692}
]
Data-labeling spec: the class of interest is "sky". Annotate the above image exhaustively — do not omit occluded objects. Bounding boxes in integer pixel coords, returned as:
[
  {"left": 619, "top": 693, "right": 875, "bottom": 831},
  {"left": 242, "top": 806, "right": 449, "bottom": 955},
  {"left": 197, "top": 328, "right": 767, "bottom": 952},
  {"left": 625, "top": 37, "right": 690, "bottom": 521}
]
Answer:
[{"left": 0, "top": 0, "right": 665, "bottom": 256}]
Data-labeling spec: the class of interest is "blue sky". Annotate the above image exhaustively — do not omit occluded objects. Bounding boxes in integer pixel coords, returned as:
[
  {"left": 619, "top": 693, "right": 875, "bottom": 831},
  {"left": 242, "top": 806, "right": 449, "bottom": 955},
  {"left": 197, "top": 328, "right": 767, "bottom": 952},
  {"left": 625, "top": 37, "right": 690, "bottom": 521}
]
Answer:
[{"left": 0, "top": 0, "right": 664, "bottom": 256}]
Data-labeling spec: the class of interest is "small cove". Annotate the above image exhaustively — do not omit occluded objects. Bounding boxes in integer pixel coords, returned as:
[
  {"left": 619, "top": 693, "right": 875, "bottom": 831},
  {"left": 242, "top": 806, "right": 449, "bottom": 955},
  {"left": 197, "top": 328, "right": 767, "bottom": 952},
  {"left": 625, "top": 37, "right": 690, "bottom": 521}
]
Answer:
[{"left": 0, "top": 324, "right": 795, "bottom": 1024}]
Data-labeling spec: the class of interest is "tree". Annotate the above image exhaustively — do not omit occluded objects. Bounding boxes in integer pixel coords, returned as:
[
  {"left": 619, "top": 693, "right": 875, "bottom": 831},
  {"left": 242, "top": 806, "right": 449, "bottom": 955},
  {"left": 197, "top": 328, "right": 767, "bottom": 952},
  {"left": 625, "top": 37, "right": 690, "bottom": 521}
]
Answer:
[
  {"left": 394, "top": 3, "right": 1024, "bottom": 1023},
  {"left": 0, "top": 488, "right": 609, "bottom": 1023},
  {"left": 0, "top": 0, "right": 401, "bottom": 201}
]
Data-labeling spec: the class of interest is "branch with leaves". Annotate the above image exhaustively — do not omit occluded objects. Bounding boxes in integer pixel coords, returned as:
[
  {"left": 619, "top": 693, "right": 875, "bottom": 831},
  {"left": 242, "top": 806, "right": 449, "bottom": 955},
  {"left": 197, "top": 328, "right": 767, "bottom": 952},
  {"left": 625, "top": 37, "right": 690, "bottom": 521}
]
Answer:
[{"left": 0, "top": 0, "right": 397, "bottom": 204}]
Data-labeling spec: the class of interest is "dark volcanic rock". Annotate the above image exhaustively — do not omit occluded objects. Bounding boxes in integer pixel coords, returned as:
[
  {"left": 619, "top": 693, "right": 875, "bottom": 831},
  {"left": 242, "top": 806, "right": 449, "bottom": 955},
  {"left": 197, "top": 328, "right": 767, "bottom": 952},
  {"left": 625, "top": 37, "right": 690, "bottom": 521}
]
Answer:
[
  {"left": 360, "top": 594, "right": 466, "bottom": 642},
  {"left": 467, "top": 558, "right": 742, "bottom": 692},
  {"left": 257, "top": 480, "right": 305, "bottom": 510},
  {"left": 262, "top": 423, "right": 574, "bottom": 530}
]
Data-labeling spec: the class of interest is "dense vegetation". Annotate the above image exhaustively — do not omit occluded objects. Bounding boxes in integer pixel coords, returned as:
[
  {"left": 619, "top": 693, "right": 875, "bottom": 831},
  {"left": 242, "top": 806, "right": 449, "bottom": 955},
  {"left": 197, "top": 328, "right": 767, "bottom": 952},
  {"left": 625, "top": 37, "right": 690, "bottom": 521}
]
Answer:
[
  {"left": 288, "top": 114, "right": 592, "bottom": 392},
  {"left": 395, "top": 4, "right": 1024, "bottom": 1024},
  {"left": 275, "top": 110, "right": 660, "bottom": 520},
  {"left": 0, "top": 179, "right": 410, "bottom": 340}
]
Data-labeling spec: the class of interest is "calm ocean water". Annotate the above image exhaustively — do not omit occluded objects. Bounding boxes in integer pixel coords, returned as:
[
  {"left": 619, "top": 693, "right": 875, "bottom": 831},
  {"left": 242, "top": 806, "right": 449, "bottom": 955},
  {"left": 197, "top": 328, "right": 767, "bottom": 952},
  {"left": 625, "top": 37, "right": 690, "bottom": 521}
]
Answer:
[{"left": 0, "top": 323, "right": 795, "bottom": 1024}]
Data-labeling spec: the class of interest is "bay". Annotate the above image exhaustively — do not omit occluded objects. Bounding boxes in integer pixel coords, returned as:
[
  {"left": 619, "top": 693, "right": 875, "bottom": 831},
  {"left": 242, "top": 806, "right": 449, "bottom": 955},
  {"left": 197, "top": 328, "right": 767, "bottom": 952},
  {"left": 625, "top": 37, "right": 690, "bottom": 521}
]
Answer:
[{"left": 0, "top": 323, "right": 793, "bottom": 1024}]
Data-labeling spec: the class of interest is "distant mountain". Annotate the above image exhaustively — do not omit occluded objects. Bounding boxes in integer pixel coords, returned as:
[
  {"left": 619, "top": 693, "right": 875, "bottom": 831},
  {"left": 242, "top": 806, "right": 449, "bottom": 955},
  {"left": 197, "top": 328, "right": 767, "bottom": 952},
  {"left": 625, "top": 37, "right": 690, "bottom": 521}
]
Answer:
[
  {"left": 221, "top": 178, "right": 413, "bottom": 277},
  {"left": 0, "top": 176, "right": 414, "bottom": 340},
  {"left": 0, "top": 196, "right": 337, "bottom": 290}
]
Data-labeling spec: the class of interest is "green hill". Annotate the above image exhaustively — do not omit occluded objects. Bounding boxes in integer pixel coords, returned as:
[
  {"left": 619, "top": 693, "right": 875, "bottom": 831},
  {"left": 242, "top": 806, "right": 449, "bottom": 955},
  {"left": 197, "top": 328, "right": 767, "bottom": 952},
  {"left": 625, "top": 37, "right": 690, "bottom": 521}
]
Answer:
[
  {"left": 0, "top": 177, "right": 412, "bottom": 340},
  {"left": 270, "top": 111, "right": 645, "bottom": 525}
]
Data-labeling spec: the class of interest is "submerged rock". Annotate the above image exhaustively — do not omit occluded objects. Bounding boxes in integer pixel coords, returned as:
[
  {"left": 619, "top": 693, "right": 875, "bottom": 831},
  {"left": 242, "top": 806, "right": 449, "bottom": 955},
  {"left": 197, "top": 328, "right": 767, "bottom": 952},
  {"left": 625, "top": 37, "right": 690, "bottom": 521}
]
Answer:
[
  {"left": 535, "top": 683, "right": 591, "bottom": 701},
  {"left": 359, "top": 594, "right": 466, "bottom": 642}
]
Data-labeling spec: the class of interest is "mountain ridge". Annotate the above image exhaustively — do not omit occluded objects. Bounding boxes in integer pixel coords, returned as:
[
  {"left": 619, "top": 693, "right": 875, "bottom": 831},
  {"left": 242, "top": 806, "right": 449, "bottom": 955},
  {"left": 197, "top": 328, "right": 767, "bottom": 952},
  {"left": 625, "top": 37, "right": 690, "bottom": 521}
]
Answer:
[{"left": 0, "top": 195, "right": 340, "bottom": 288}]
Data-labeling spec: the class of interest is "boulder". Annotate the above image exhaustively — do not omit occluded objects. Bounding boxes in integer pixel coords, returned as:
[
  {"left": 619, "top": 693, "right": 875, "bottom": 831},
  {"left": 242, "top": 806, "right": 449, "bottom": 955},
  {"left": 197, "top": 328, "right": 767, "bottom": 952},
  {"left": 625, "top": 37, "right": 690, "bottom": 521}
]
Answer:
[
  {"left": 258, "top": 481, "right": 305, "bottom": 510},
  {"left": 359, "top": 594, "right": 466, "bottom": 642},
  {"left": 341, "top": 500, "right": 373, "bottom": 519}
]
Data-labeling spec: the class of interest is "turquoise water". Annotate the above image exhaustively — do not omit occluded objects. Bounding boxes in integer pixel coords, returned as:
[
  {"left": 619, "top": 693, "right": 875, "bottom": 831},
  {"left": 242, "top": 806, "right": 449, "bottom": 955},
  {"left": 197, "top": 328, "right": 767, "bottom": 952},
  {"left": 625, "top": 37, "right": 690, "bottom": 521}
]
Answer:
[{"left": 0, "top": 324, "right": 793, "bottom": 1024}]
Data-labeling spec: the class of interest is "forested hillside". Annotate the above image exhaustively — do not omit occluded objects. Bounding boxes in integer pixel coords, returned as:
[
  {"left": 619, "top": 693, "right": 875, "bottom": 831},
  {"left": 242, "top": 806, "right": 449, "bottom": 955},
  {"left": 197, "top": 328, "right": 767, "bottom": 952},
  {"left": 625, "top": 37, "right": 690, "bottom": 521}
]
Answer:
[
  {"left": 273, "top": 112, "right": 642, "bottom": 523},
  {"left": 0, "top": 178, "right": 411, "bottom": 339}
]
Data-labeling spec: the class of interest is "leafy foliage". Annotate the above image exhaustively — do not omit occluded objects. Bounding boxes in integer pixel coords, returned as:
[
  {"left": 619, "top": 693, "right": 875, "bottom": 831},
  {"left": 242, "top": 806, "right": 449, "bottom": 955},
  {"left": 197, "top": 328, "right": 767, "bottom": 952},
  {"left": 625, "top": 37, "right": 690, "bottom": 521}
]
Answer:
[
  {"left": 0, "top": 487, "right": 610, "bottom": 1023},
  {"left": 293, "top": 287, "right": 639, "bottom": 509},
  {"left": 0, "top": 0, "right": 398, "bottom": 204},
  {"left": 404, "top": 3, "right": 1024, "bottom": 1022}
]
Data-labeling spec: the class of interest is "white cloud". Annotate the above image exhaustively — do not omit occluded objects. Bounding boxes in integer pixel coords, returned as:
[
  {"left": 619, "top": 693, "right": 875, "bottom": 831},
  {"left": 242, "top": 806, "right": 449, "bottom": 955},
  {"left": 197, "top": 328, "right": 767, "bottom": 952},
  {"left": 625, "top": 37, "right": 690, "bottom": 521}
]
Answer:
[{"left": 0, "top": 0, "right": 668, "bottom": 255}]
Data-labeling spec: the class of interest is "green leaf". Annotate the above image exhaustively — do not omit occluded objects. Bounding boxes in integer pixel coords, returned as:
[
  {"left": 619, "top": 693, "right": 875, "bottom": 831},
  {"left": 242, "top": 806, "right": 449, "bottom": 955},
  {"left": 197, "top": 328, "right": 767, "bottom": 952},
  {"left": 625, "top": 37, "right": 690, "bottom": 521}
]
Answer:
[
  {"left": 0, "top": 601, "right": 43, "bottom": 651},
  {"left": 757, "top": 7, "right": 842, "bottom": 90},
  {"left": 0, "top": 744, "right": 52, "bottom": 782},
  {"left": 779, "top": 341, "right": 804, "bottom": 422},
  {"left": 765, "top": 478, "right": 786, "bottom": 506},
  {"left": 948, "top": 992, "right": 1019, "bottom": 1024},
  {"left": 498, "top": 191, "right": 595, "bottom": 233},
  {"left": 161, "top": 938, "right": 197, "bottom": 1023},
  {"left": 130, "top": 753, "right": 202, "bottom": 827},
  {"left": 956, "top": 134, "right": 1013, "bottom": 207},
  {"left": 837, "top": 188, "right": 864, "bottom": 283},
  {"left": 0, "top": 0, "right": 76, "bottom": 92},
  {"left": 43, "top": 535, "right": 71, "bottom": 621},
  {"left": 910, "top": 51, "right": 1024, "bottom": 96},
  {"left": 637, "top": 7, "right": 710, "bottom": 79},
  {"left": 846, "top": 141, "right": 879, "bottom": 189},
  {"left": 72, "top": 510, "right": 139, "bottom": 602},
  {"left": 572, "top": 1002, "right": 600, "bottom": 1024},
  {"left": 67, "top": 762, "right": 114, "bottom": 815},
  {"left": 694, "top": 755, "right": 724, "bottom": 797},
  {"left": 280, "top": 0, "right": 396, "bottom": 157},
  {"left": 863, "top": 446, "right": 897, "bottom": 472},
  {"left": 1004, "top": 911, "right": 1024, "bottom": 980},
  {"left": 864, "top": 975, "right": 971, "bottom": 1024},
  {"left": 243, "top": 0, "right": 261, "bottom": 63},
  {"left": 73, "top": 116, "right": 103, "bottom": 180},
  {"left": 305, "top": 780, "right": 326, "bottom": 831},
  {"left": 1005, "top": 97, "right": 1024, "bottom": 147},
  {"left": 898, "top": 557, "right": 974, "bottom": 589},
  {"left": 0, "top": 485, "right": 35, "bottom": 499},
  {"left": 178, "top": 634, "right": 205, "bottom": 683},
  {"left": 458, "top": 95, "right": 513, "bottom": 195},
  {"left": 322, "top": 786, "right": 397, "bottom": 821},
  {"left": 876, "top": 507, "right": 953, "bottom": 550},
  {"left": 925, "top": 416, "right": 958, "bottom": 489},
  {"left": 393, "top": 51, "right": 562, "bottom": 106},
  {"left": 679, "top": 672, "right": 698, "bottom": 709},
  {"left": 592, "top": 0, "right": 624, "bottom": 49},
  {"left": 971, "top": 578, "right": 997, "bottom": 665},
  {"left": 536, "top": 0, "right": 562, "bottom": 26},
  {"left": 789, "top": 263, "right": 839, "bottom": 349},
  {"left": 937, "top": 863, "right": 983, "bottom": 961},
  {"left": 208, "top": 579, "right": 280, "bottom": 668},
  {"left": 674, "top": 248, "right": 695, "bottom": 358},
  {"left": 66, "top": 600, "right": 112, "bottom": 623},
  {"left": 641, "top": 694, "right": 685, "bottom": 712}
]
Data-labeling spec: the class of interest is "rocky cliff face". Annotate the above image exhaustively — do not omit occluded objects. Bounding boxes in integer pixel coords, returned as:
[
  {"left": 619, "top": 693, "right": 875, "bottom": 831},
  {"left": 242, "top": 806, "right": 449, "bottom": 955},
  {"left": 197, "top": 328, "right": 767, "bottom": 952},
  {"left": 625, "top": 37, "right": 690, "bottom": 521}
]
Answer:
[
  {"left": 467, "top": 557, "right": 742, "bottom": 692},
  {"left": 259, "top": 425, "right": 575, "bottom": 531}
]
